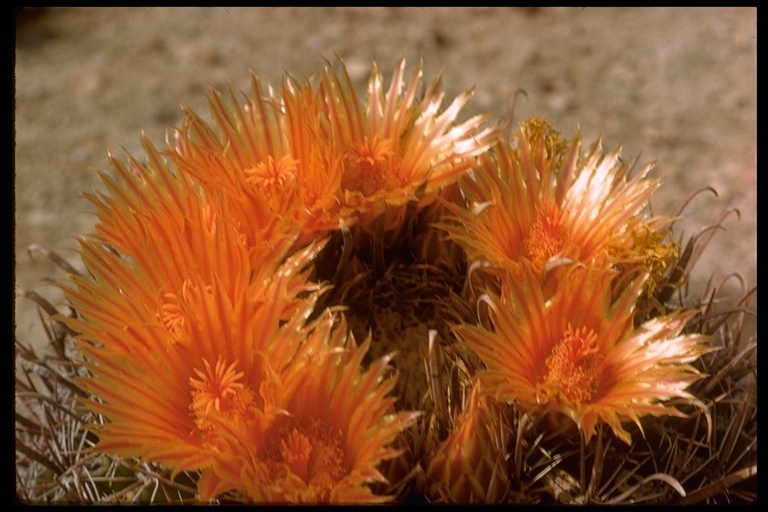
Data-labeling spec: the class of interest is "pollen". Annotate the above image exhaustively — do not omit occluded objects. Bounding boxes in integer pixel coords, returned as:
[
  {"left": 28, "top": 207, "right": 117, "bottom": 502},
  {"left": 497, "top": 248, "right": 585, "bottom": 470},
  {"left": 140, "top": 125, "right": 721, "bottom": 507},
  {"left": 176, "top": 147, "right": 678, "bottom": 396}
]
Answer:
[
  {"left": 263, "top": 417, "right": 346, "bottom": 502},
  {"left": 340, "top": 135, "right": 397, "bottom": 195},
  {"left": 523, "top": 203, "right": 569, "bottom": 264},
  {"left": 544, "top": 324, "right": 603, "bottom": 404}
]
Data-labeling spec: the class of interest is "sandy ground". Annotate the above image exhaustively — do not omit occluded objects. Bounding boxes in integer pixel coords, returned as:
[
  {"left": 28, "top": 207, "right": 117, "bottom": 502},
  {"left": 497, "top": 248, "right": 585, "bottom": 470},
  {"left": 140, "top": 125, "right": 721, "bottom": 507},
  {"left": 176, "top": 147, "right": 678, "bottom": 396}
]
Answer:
[{"left": 14, "top": 7, "right": 756, "bottom": 351}]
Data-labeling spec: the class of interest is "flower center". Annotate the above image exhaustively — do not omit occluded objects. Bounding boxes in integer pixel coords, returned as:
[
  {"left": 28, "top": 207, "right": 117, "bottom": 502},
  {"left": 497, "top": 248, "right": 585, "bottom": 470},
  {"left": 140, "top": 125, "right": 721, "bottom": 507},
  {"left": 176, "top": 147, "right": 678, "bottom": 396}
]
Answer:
[
  {"left": 544, "top": 324, "right": 603, "bottom": 404},
  {"left": 189, "top": 357, "right": 255, "bottom": 446},
  {"left": 245, "top": 155, "right": 299, "bottom": 193},
  {"left": 523, "top": 204, "right": 568, "bottom": 264},
  {"left": 340, "top": 136, "right": 397, "bottom": 195},
  {"left": 263, "top": 417, "right": 346, "bottom": 502}
]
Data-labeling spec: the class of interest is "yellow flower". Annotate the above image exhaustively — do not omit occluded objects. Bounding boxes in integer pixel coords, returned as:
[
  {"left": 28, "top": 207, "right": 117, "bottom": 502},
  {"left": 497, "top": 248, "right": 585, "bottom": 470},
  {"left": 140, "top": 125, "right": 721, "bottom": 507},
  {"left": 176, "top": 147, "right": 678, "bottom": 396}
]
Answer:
[
  {"left": 319, "top": 57, "right": 496, "bottom": 238},
  {"left": 455, "top": 264, "right": 714, "bottom": 445},
  {"left": 196, "top": 314, "right": 420, "bottom": 503},
  {"left": 444, "top": 118, "right": 678, "bottom": 299}
]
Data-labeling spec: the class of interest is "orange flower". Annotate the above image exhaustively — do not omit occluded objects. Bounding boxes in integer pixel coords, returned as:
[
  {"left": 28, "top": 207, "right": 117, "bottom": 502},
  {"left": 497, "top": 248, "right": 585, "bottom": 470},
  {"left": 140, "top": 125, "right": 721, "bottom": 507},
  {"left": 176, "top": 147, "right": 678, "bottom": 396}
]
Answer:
[
  {"left": 455, "top": 264, "right": 714, "bottom": 445},
  {"left": 280, "top": 76, "right": 345, "bottom": 241},
  {"left": 167, "top": 57, "right": 497, "bottom": 254},
  {"left": 197, "top": 314, "right": 420, "bottom": 503},
  {"left": 444, "top": 118, "right": 678, "bottom": 296},
  {"left": 61, "top": 139, "right": 326, "bottom": 490},
  {"left": 170, "top": 73, "right": 342, "bottom": 251},
  {"left": 319, "top": 57, "right": 497, "bottom": 237}
]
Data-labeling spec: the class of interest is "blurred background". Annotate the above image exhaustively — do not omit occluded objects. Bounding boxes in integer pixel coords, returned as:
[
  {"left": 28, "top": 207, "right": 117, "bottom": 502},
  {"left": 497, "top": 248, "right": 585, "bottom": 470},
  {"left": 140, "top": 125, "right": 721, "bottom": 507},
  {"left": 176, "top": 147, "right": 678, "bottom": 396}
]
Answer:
[{"left": 14, "top": 7, "right": 756, "bottom": 350}]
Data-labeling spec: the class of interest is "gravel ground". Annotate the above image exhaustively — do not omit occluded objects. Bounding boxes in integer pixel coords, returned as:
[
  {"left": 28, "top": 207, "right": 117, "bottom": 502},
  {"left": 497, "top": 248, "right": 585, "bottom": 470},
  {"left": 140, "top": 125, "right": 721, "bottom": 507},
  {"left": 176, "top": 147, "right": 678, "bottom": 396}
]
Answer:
[{"left": 14, "top": 7, "right": 756, "bottom": 351}]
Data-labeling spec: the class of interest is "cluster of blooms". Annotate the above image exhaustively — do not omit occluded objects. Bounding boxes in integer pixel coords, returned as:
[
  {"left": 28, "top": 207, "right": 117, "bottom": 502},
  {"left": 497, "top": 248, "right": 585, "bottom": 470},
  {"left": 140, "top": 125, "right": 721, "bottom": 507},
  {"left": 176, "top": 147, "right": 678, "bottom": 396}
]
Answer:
[
  {"left": 445, "top": 119, "right": 713, "bottom": 444},
  {"left": 61, "top": 58, "right": 714, "bottom": 503},
  {"left": 436, "top": 120, "right": 715, "bottom": 500}
]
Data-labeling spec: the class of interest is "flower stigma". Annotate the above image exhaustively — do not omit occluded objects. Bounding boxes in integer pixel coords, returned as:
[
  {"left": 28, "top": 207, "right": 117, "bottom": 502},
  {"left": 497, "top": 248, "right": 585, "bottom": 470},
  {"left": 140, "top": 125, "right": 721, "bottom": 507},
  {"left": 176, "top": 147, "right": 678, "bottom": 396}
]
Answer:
[
  {"left": 189, "top": 357, "right": 256, "bottom": 446},
  {"left": 245, "top": 155, "right": 299, "bottom": 193},
  {"left": 160, "top": 294, "right": 186, "bottom": 345}
]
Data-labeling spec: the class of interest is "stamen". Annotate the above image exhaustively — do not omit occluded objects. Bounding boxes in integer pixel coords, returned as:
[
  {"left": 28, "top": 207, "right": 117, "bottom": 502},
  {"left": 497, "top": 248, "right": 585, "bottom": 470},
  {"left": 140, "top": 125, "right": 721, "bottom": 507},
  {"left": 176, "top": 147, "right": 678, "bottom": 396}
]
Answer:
[
  {"left": 264, "top": 418, "right": 346, "bottom": 502},
  {"left": 544, "top": 324, "right": 603, "bottom": 403},
  {"left": 523, "top": 203, "right": 568, "bottom": 264},
  {"left": 341, "top": 136, "right": 397, "bottom": 195}
]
